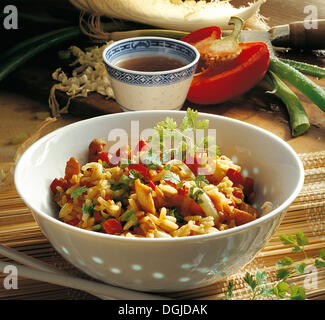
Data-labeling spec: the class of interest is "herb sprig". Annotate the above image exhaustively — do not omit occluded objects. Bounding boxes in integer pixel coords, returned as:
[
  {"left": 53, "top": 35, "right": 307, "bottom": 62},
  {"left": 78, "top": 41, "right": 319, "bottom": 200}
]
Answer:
[
  {"left": 224, "top": 230, "right": 325, "bottom": 300},
  {"left": 149, "top": 108, "right": 220, "bottom": 162}
]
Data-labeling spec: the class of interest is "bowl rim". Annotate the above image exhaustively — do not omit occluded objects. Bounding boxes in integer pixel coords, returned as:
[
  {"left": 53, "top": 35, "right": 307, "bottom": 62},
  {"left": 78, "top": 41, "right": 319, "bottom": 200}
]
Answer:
[
  {"left": 14, "top": 111, "right": 305, "bottom": 243},
  {"left": 102, "top": 36, "right": 200, "bottom": 76}
]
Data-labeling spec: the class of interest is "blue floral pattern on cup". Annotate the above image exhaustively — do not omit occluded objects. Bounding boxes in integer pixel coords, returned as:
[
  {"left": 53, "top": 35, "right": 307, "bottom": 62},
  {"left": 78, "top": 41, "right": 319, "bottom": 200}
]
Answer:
[
  {"left": 105, "top": 66, "right": 196, "bottom": 86},
  {"left": 104, "top": 38, "right": 198, "bottom": 86}
]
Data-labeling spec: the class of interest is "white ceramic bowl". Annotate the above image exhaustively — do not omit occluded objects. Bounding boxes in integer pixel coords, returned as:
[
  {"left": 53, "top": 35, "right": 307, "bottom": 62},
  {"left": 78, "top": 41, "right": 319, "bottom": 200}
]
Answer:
[
  {"left": 14, "top": 111, "right": 304, "bottom": 293},
  {"left": 102, "top": 37, "right": 199, "bottom": 111}
]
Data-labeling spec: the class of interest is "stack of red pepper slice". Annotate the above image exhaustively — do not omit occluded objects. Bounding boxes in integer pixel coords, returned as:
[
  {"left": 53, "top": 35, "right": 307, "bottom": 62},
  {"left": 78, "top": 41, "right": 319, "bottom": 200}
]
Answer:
[{"left": 181, "top": 19, "right": 270, "bottom": 104}]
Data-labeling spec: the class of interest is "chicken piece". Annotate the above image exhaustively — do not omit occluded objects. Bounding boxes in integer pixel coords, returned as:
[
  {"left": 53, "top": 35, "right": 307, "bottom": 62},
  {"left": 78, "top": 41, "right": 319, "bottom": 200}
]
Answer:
[
  {"left": 238, "top": 202, "right": 259, "bottom": 218},
  {"left": 206, "top": 188, "right": 232, "bottom": 215},
  {"left": 228, "top": 208, "right": 256, "bottom": 226},
  {"left": 208, "top": 155, "right": 241, "bottom": 184},
  {"left": 154, "top": 185, "right": 167, "bottom": 208},
  {"left": 134, "top": 179, "right": 156, "bottom": 214},
  {"left": 157, "top": 184, "right": 183, "bottom": 208}
]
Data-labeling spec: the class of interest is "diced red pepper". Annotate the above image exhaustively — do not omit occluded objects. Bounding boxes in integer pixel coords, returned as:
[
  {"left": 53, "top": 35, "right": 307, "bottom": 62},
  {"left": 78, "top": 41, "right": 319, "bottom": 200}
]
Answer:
[
  {"left": 226, "top": 168, "right": 244, "bottom": 186},
  {"left": 94, "top": 212, "right": 103, "bottom": 223},
  {"left": 147, "top": 181, "right": 156, "bottom": 191},
  {"left": 50, "top": 178, "right": 68, "bottom": 194},
  {"left": 105, "top": 194, "right": 111, "bottom": 201},
  {"left": 64, "top": 157, "right": 80, "bottom": 181},
  {"left": 134, "top": 139, "right": 150, "bottom": 155},
  {"left": 243, "top": 177, "right": 255, "bottom": 198},
  {"left": 97, "top": 151, "right": 111, "bottom": 165},
  {"left": 116, "top": 145, "right": 130, "bottom": 159},
  {"left": 101, "top": 219, "right": 123, "bottom": 234},
  {"left": 128, "top": 164, "right": 149, "bottom": 181},
  {"left": 66, "top": 218, "right": 80, "bottom": 226},
  {"left": 233, "top": 190, "right": 244, "bottom": 201},
  {"left": 185, "top": 150, "right": 208, "bottom": 175},
  {"left": 177, "top": 184, "right": 188, "bottom": 196}
]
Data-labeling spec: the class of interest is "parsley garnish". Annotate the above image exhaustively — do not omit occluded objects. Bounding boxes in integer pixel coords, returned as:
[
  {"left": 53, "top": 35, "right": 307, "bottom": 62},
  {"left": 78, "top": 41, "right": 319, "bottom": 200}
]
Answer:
[
  {"left": 128, "top": 170, "right": 143, "bottom": 181},
  {"left": 162, "top": 172, "right": 181, "bottom": 185},
  {"left": 109, "top": 174, "right": 131, "bottom": 191},
  {"left": 194, "top": 175, "right": 209, "bottom": 188},
  {"left": 82, "top": 201, "right": 95, "bottom": 217},
  {"left": 70, "top": 186, "right": 88, "bottom": 199},
  {"left": 164, "top": 163, "right": 172, "bottom": 171},
  {"left": 143, "top": 149, "right": 162, "bottom": 170},
  {"left": 179, "top": 108, "right": 209, "bottom": 131},
  {"left": 168, "top": 207, "right": 185, "bottom": 224},
  {"left": 148, "top": 108, "right": 220, "bottom": 162},
  {"left": 224, "top": 230, "right": 325, "bottom": 300},
  {"left": 120, "top": 209, "right": 138, "bottom": 227},
  {"left": 189, "top": 186, "right": 204, "bottom": 204}
]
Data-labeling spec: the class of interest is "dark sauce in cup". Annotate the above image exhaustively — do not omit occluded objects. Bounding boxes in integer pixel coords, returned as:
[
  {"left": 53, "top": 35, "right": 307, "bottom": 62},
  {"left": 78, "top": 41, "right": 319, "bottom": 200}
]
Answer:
[{"left": 117, "top": 56, "right": 186, "bottom": 72}]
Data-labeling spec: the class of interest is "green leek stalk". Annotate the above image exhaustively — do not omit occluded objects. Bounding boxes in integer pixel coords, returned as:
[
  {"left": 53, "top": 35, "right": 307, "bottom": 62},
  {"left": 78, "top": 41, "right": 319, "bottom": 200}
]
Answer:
[
  {"left": 279, "top": 58, "right": 325, "bottom": 79},
  {"left": 0, "top": 27, "right": 82, "bottom": 82},
  {"left": 264, "top": 71, "right": 310, "bottom": 137},
  {"left": 269, "top": 57, "right": 325, "bottom": 112}
]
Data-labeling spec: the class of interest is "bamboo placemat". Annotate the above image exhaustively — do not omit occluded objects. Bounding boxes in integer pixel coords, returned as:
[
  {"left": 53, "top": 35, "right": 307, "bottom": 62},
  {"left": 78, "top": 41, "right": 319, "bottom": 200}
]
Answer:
[{"left": 0, "top": 151, "right": 324, "bottom": 300}]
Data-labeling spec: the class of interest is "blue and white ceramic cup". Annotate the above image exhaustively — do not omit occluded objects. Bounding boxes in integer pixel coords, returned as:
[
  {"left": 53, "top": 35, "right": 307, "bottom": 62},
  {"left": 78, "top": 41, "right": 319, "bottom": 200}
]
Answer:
[{"left": 102, "top": 37, "right": 200, "bottom": 111}]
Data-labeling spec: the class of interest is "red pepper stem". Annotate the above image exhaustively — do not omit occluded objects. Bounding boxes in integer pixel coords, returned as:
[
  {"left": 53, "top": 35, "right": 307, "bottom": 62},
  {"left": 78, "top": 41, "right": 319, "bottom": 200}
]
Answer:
[
  {"left": 226, "top": 16, "right": 244, "bottom": 43},
  {"left": 198, "top": 16, "right": 244, "bottom": 62}
]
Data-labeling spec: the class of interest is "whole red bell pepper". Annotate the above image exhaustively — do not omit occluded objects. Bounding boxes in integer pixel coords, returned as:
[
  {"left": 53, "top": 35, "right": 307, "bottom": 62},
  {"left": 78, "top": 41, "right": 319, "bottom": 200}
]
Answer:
[{"left": 181, "top": 17, "right": 270, "bottom": 104}]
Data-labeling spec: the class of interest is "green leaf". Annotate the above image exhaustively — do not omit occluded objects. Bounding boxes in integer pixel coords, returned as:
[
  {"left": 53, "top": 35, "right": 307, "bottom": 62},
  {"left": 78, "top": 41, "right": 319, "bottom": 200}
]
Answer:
[
  {"left": 289, "top": 285, "right": 306, "bottom": 300},
  {"left": 296, "top": 230, "right": 309, "bottom": 246},
  {"left": 155, "top": 116, "right": 178, "bottom": 131},
  {"left": 164, "top": 163, "right": 171, "bottom": 171},
  {"left": 129, "top": 170, "right": 143, "bottom": 181},
  {"left": 259, "top": 287, "right": 274, "bottom": 297},
  {"left": 292, "top": 245, "right": 303, "bottom": 253},
  {"left": 120, "top": 209, "right": 138, "bottom": 226},
  {"left": 295, "top": 262, "right": 307, "bottom": 274},
  {"left": 315, "top": 259, "right": 325, "bottom": 268},
  {"left": 70, "top": 186, "right": 88, "bottom": 199},
  {"left": 279, "top": 233, "right": 296, "bottom": 246},
  {"left": 92, "top": 224, "right": 102, "bottom": 232},
  {"left": 319, "top": 248, "right": 325, "bottom": 261},
  {"left": 244, "top": 272, "right": 257, "bottom": 290},
  {"left": 120, "top": 209, "right": 135, "bottom": 221},
  {"left": 82, "top": 201, "right": 95, "bottom": 217},
  {"left": 256, "top": 271, "right": 268, "bottom": 286},
  {"left": 224, "top": 281, "right": 234, "bottom": 300},
  {"left": 196, "top": 119, "right": 209, "bottom": 130},
  {"left": 273, "top": 281, "right": 290, "bottom": 299},
  {"left": 180, "top": 108, "right": 198, "bottom": 130},
  {"left": 194, "top": 175, "right": 209, "bottom": 188},
  {"left": 207, "top": 144, "right": 221, "bottom": 157},
  {"left": 162, "top": 172, "right": 181, "bottom": 185},
  {"left": 277, "top": 268, "right": 291, "bottom": 281},
  {"left": 143, "top": 149, "right": 162, "bottom": 170},
  {"left": 161, "top": 150, "right": 174, "bottom": 164},
  {"left": 110, "top": 174, "right": 131, "bottom": 191},
  {"left": 168, "top": 207, "right": 185, "bottom": 224},
  {"left": 276, "top": 257, "right": 294, "bottom": 267},
  {"left": 189, "top": 186, "right": 204, "bottom": 204}
]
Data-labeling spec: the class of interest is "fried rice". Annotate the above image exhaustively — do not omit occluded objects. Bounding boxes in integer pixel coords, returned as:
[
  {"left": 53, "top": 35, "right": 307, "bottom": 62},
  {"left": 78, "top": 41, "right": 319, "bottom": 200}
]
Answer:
[{"left": 50, "top": 136, "right": 267, "bottom": 238}]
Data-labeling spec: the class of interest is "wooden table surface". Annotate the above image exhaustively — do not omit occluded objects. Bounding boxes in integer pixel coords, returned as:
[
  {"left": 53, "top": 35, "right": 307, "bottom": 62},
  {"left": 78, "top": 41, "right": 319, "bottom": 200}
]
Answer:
[{"left": 0, "top": 0, "right": 324, "bottom": 300}]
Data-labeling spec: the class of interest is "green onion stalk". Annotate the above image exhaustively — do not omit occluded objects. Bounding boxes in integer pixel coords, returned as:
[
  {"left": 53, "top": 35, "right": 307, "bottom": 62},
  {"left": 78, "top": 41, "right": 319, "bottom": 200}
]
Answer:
[
  {"left": 269, "top": 57, "right": 325, "bottom": 112},
  {"left": 264, "top": 71, "right": 310, "bottom": 137},
  {"left": 279, "top": 58, "right": 325, "bottom": 79}
]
